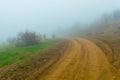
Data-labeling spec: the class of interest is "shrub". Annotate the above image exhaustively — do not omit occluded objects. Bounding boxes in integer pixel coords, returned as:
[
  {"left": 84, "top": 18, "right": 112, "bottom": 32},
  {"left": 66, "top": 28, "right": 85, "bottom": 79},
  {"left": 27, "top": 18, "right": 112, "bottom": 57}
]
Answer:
[{"left": 16, "top": 31, "right": 40, "bottom": 47}]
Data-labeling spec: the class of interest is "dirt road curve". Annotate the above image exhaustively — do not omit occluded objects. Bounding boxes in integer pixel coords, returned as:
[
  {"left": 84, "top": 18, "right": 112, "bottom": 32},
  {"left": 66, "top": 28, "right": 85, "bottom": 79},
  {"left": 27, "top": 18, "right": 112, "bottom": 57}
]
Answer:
[{"left": 39, "top": 38, "right": 119, "bottom": 80}]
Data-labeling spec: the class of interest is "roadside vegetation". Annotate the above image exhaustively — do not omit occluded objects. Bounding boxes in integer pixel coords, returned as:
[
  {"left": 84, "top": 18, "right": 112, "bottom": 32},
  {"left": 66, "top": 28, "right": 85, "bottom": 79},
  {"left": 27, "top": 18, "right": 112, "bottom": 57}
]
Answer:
[
  {"left": 0, "top": 40, "right": 57, "bottom": 68},
  {"left": 0, "top": 30, "right": 58, "bottom": 68}
]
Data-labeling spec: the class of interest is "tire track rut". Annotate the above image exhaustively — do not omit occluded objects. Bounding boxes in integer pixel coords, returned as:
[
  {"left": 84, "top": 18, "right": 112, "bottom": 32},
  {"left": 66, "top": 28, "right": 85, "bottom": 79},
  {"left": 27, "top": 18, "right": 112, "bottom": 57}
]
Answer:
[{"left": 39, "top": 38, "right": 119, "bottom": 80}]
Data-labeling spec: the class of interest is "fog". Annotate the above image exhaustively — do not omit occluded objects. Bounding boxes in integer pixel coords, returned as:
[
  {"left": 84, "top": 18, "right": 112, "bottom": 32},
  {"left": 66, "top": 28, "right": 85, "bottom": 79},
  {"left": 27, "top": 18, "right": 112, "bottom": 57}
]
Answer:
[{"left": 0, "top": 0, "right": 120, "bottom": 43}]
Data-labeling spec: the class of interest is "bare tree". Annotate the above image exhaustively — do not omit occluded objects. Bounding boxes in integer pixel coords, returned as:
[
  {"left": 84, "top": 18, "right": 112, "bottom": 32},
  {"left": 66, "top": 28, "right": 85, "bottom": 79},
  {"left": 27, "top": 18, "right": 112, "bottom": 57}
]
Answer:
[{"left": 16, "top": 30, "right": 40, "bottom": 46}]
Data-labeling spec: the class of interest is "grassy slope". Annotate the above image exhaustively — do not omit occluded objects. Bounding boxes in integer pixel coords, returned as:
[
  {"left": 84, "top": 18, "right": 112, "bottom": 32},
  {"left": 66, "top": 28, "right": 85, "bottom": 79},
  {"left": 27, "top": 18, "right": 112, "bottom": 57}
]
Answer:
[{"left": 0, "top": 40, "right": 57, "bottom": 68}]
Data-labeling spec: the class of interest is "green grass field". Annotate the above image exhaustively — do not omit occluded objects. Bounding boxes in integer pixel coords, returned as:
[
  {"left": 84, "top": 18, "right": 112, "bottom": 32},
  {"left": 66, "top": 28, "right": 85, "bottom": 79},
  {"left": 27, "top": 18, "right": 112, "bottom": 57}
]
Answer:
[{"left": 0, "top": 40, "right": 57, "bottom": 68}]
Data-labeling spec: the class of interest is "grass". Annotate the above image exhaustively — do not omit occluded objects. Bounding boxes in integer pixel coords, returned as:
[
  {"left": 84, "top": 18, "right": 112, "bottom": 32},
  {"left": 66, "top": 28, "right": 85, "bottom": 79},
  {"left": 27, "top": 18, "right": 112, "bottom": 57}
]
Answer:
[{"left": 0, "top": 40, "right": 58, "bottom": 68}]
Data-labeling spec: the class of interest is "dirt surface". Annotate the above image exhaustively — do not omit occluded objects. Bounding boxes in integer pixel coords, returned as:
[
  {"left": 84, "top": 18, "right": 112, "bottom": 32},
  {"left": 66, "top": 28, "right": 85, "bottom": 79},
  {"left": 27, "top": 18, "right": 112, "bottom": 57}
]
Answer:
[
  {"left": 38, "top": 38, "right": 120, "bottom": 80},
  {"left": 0, "top": 38, "right": 120, "bottom": 80}
]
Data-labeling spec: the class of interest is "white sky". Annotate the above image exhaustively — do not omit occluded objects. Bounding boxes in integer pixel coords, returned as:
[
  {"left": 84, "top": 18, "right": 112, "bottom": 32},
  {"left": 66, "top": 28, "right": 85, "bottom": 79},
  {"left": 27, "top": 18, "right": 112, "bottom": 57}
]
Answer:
[{"left": 0, "top": 0, "right": 120, "bottom": 42}]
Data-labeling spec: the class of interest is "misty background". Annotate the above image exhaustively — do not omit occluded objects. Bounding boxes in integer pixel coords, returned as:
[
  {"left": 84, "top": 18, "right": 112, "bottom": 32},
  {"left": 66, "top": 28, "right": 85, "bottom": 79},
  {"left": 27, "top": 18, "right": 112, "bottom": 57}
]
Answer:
[{"left": 0, "top": 0, "right": 120, "bottom": 43}]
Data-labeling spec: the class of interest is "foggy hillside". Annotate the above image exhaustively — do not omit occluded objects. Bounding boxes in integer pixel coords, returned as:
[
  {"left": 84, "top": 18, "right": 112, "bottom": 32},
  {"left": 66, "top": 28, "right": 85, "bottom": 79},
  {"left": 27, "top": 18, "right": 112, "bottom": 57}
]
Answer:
[{"left": 57, "top": 10, "right": 120, "bottom": 37}]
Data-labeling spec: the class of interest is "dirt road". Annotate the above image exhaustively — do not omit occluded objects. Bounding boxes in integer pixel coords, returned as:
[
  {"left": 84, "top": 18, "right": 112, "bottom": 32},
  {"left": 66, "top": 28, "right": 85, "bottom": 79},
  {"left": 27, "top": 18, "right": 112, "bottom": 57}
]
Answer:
[
  {"left": 1, "top": 38, "right": 119, "bottom": 80},
  {"left": 38, "top": 38, "right": 119, "bottom": 80}
]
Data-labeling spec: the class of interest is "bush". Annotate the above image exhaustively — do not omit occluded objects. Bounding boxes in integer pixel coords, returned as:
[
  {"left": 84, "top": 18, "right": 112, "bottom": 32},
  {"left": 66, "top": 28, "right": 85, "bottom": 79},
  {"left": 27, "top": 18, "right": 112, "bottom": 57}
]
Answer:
[{"left": 16, "top": 31, "right": 40, "bottom": 47}]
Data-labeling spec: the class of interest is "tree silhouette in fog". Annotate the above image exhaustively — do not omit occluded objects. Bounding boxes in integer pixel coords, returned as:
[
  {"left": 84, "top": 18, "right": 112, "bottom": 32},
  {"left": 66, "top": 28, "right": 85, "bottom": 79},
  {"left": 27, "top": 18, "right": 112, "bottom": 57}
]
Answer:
[{"left": 16, "top": 30, "right": 40, "bottom": 46}]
